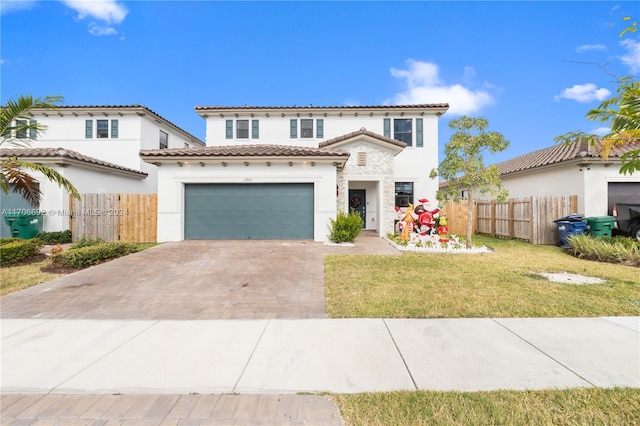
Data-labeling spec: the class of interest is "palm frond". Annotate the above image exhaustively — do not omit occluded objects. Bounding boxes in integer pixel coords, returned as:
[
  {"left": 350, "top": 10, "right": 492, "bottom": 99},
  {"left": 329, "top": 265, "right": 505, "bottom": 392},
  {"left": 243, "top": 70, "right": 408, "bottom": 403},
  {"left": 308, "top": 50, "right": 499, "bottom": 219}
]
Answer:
[
  {"left": 1, "top": 95, "right": 63, "bottom": 148},
  {"left": 1, "top": 157, "right": 82, "bottom": 206},
  {"left": 1, "top": 160, "right": 42, "bottom": 206}
]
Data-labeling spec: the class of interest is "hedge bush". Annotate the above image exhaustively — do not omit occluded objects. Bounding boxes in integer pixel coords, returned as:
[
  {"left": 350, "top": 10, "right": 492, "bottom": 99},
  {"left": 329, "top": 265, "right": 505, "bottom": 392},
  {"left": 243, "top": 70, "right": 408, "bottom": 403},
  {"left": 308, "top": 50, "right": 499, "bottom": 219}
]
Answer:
[
  {"left": 0, "top": 238, "right": 44, "bottom": 266},
  {"left": 567, "top": 234, "right": 640, "bottom": 267},
  {"left": 35, "top": 230, "right": 72, "bottom": 244},
  {"left": 329, "top": 210, "right": 364, "bottom": 243},
  {"left": 71, "top": 236, "right": 105, "bottom": 249},
  {"left": 51, "top": 242, "right": 140, "bottom": 269},
  {"left": 0, "top": 237, "right": 22, "bottom": 246}
]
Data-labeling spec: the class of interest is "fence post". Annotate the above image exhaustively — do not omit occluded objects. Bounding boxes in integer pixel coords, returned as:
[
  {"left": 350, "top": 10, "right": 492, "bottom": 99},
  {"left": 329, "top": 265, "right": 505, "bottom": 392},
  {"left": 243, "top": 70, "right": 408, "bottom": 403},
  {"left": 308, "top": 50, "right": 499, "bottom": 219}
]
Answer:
[{"left": 491, "top": 200, "right": 496, "bottom": 237}]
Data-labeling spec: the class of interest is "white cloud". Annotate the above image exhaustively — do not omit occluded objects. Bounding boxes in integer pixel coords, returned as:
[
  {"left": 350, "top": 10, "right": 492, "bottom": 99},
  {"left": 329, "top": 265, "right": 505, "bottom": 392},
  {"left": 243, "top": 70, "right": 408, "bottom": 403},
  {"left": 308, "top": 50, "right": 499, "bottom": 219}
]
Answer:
[
  {"left": 554, "top": 83, "right": 611, "bottom": 103},
  {"left": 62, "top": 0, "right": 128, "bottom": 24},
  {"left": 387, "top": 60, "right": 494, "bottom": 115},
  {"left": 619, "top": 38, "right": 640, "bottom": 74},
  {"left": 61, "top": 0, "right": 127, "bottom": 36},
  {"left": 0, "top": 0, "right": 37, "bottom": 15},
  {"left": 88, "top": 22, "right": 118, "bottom": 36},
  {"left": 576, "top": 44, "right": 606, "bottom": 53},
  {"left": 591, "top": 127, "right": 611, "bottom": 136}
]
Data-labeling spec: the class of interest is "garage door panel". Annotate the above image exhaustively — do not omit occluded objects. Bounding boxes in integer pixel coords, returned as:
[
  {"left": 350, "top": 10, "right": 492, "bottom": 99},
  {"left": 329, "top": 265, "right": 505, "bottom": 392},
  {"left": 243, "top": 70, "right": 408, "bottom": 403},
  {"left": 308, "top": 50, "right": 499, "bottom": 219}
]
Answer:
[{"left": 184, "top": 183, "right": 313, "bottom": 240}]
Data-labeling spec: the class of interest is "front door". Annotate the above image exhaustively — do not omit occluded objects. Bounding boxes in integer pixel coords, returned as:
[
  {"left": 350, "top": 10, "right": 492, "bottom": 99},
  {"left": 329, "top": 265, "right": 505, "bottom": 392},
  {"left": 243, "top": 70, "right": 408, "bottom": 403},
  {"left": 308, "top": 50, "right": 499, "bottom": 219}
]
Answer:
[{"left": 349, "top": 189, "right": 366, "bottom": 228}]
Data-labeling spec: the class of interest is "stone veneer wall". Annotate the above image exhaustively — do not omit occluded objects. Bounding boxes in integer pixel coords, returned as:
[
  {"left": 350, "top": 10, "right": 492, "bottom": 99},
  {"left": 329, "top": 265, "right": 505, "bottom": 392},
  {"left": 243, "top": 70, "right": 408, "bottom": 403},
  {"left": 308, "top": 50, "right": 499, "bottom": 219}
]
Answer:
[{"left": 335, "top": 140, "right": 399, "bottom": 236}]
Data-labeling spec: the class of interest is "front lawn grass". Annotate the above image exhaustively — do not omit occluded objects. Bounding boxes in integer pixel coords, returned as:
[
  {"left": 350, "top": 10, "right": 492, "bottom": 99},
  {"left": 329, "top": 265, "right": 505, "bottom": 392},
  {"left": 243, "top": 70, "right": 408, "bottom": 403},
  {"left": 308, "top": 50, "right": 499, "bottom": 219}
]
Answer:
[
  {"left": 0, "top": 255, "right": 69, "bottom": 296},
  {"left": 325, "top": 235, "right": 640, "bottom": 318},
  {"left": 1, "top": 243, "right": 157, "bottom": 296},
  {"left": 333, "top": 388, "right": 640, "bottom": 426}
]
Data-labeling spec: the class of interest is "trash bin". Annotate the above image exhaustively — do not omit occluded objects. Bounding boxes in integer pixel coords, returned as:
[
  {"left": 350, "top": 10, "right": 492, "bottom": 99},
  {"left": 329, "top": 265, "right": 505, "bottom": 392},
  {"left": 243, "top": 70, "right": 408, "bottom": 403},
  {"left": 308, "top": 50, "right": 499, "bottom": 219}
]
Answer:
[
  {"left": 554, "top": 214, "right": 588, "bottom": 247},
  {"left": 2, "top": 212, "right": 43, "bottom": 239},
  {"left": 586, "top": 216, "right": 616, "bottom": 238}
]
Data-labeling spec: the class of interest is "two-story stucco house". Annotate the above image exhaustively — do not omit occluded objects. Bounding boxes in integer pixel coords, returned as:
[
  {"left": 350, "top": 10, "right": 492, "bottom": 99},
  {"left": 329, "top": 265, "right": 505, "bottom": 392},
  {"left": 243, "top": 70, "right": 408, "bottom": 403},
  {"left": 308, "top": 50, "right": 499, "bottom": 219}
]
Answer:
[
  {"left": 1, "top": 105, "right": 205, "bottom": 236},
  {"left": 141, "top": 104, "right": 448, "bottom": 242}
]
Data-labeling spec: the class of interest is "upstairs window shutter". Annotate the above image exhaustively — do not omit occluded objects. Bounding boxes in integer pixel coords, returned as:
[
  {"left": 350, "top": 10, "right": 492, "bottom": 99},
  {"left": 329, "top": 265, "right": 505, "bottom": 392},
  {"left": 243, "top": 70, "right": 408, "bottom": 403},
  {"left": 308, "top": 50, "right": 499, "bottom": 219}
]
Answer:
[
  {"left": 290, "top": 119, "right": 297, "bottom": 138},
  {"left": 316, "top": 119, "right": 324, "bottom": 138},
  {"left": 416, "top": 118, "right": 423, "bottom": 147},
  {"left": 225, "top": 120, "right": 233, "bottom": 139},
  {"left": 383, "top": 118, "right": 391, "bottom": 137},
  {"left": 29, "top": 120, "right": 37, "bottom": 139},
  {"left": 85, "top": 120, "right": 93, "bottom": 138},
  {"left": 111, "top": 119, "right": 119, "bottom": 139},
  {"left": 251, "top": 119, "right": 259, "bottom": 139}
]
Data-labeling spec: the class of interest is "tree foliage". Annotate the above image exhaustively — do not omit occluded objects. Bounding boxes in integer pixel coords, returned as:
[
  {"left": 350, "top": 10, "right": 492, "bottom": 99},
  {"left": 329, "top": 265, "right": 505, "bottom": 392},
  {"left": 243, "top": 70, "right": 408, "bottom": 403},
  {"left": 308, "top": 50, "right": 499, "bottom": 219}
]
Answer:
[
  {"left": 1, "top": 95, "right": 81, "bottom": 206},
  {"left": 430, "top": 116, "right": 509, "bottom": 247},
  {"left": 554, "top": 17, "right": 640, "bottom": 175}
]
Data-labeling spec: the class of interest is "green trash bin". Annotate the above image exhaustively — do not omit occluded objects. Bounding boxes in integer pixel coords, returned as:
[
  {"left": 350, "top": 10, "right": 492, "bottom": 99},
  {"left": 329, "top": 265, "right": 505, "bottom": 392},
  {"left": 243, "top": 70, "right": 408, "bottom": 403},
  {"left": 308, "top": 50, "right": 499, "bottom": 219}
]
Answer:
[
  {"left": 2, "top": 212, "right": 43, "bottom": 239},
  {"left": 586, "top": 216, "right": 616, "bottom": 238}
]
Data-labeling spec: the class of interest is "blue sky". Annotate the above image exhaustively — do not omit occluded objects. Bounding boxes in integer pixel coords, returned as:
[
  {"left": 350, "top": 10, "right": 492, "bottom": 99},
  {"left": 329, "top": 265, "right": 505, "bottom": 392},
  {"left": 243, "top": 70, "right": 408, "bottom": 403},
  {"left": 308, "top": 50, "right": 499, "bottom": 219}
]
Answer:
[{"left": 1, "top": 0, "right": 639, "bottom": 164}]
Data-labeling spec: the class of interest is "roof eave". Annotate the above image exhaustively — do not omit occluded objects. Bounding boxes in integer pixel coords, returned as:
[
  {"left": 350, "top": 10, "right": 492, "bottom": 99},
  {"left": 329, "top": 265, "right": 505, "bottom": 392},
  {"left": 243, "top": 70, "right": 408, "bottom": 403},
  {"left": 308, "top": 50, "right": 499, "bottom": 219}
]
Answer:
[{"left": 8, "top": 155, "right": 148, "bottom": 179}]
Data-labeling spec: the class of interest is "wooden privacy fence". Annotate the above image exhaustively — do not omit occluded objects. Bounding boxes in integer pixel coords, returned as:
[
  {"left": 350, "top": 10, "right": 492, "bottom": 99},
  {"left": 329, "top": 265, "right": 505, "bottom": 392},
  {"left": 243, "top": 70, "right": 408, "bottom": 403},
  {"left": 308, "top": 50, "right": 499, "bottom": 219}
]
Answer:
[
  {"left": 439, "top": 199, "right": 476, "bottom": 236},
  {"left": 475, "top": 195, "right": 578, "bottom": 245},
  {"left": 69, "top": 194, "right": 157, "bottom": 243},
  {"left": 438, "top": 196, "right": 578, "bottom": 244}
]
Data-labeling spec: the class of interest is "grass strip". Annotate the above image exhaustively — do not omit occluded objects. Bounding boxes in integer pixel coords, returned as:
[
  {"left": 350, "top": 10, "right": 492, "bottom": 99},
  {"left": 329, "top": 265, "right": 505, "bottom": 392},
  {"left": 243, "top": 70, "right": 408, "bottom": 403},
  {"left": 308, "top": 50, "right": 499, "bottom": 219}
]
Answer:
[{"left": 333, "top": 388, "right": 640, "bottom": 426}]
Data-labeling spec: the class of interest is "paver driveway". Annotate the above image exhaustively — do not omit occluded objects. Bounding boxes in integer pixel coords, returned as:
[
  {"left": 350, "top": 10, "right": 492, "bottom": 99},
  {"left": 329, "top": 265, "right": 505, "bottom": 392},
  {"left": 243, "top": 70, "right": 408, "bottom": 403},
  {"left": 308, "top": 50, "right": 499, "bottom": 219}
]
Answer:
[{"left": 1, "top": 232, "right": 399, "bottom": 320}]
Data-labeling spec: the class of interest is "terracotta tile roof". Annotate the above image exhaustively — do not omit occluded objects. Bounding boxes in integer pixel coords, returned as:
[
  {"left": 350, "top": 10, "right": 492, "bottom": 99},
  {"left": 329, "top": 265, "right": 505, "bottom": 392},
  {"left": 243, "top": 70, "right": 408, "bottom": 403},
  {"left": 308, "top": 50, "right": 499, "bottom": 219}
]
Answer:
[
  {"left": 318, "top": 129, "right": 407, "bottom": 149},
  {"left": 35, "top": 105, "right": 204, "bottom": 145},
  {"left": 0, "top": 147, "right": 148, "bottom": 176},
  {"left": 140, "top": 144, "right": 350, "bottom": 158},
  {"left": 496, "top": 140, "right": 640, "bottom": 175},
  {"left": 195, "top": 103, "right": 449, "bottom": 111}
]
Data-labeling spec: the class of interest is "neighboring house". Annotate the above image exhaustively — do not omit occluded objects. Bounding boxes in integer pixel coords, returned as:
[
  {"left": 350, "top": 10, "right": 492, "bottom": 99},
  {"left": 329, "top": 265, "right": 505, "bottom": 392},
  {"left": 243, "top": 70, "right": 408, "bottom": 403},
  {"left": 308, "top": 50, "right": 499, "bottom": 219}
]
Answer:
[
  {"left": 1, "top": 105, "right": 205, "bottom": 236},
  {"left": 486, "top": 140, "right": 640, "bottom": 216},
  {"left": 141, "top": 104, "right": 448, "bottom": 241},
  {"left": 0, "top": 148, "right": 148, "bottom": 237}
]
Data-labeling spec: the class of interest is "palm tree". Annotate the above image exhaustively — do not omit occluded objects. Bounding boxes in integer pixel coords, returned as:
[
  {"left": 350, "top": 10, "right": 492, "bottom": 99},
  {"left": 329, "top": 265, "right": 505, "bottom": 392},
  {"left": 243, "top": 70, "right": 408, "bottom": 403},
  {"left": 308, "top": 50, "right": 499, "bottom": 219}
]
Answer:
[
  {"left": 589, "top": 79, "right": 640, "bottom": 175},
  {"left": 1, "top": 95, "right": 81, "bottom": 206}
]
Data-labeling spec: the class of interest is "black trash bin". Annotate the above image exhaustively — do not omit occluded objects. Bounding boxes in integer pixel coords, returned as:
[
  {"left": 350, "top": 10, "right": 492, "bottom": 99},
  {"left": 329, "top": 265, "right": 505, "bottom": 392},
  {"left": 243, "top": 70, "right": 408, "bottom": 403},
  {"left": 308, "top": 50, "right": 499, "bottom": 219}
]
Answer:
[{"left": 554, "top": 214, "right": 588, "bottom": 247}]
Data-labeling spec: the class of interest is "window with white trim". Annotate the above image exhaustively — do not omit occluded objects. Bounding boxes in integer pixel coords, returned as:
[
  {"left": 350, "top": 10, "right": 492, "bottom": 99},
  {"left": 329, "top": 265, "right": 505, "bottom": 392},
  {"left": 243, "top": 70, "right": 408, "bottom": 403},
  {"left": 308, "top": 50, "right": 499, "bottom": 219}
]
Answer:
[
  {"left": 159, "top": 130, "right": 168, "bottom": 149},
  {"left": 395, "top": 182, "right": 414, "bottom": 207},
  {"left": 290, "top": 118, "right": 324, "bottom": 139},
  {"left": 226, "top": 119, "right": 259, "bottom": 139},
  {"left": 85, "top": 119, "right": 118, "bottom": 139}
]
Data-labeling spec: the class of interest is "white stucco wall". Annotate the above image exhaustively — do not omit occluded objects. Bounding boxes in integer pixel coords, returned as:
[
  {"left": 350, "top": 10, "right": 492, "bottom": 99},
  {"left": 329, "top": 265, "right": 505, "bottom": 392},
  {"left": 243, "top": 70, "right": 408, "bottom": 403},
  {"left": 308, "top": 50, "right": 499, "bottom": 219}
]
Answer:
[
  {"left": 32, "top": 165, "right": 149, "bottom": 232},
  {"left": 26, "top": 109, "right": 203, "bottom": 193},
  {"left": 204, "top": 110, "right": 441, "bottom": 209},
  {"left": 497, "top": 162, "right": 640, "bottom": 216},
  {"left": 155, "top": 161, "right": 339, "bottom": 242}
]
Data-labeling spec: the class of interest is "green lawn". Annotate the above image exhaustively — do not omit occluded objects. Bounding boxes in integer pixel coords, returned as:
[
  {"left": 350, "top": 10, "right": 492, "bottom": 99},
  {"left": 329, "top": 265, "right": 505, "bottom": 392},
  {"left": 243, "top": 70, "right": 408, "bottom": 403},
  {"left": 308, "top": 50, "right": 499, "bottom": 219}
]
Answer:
[
  {"left": 333, "top": 388, "right": 640, "bottom": 426},
  {"left": 325, "top": 235, "right": 640, "bottom": 318}
]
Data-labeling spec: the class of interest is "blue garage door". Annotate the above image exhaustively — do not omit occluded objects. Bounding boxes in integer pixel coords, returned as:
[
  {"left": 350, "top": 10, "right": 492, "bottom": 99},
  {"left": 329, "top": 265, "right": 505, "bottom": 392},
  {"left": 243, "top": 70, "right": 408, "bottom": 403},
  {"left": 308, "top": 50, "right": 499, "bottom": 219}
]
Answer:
[{"left": 184, "top": 183, "right": 314, "bottom": 240}]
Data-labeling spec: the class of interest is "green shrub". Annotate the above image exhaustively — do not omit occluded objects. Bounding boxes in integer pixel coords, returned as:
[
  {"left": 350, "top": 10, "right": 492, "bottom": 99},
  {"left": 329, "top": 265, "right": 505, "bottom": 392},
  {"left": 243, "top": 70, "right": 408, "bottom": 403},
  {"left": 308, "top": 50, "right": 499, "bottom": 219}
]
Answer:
[
  {"left": 568, "top": 234, "right": 640, "bottom": 267},
  {"left": 329, "top": 210, "right": 363, "bottom": 243},
  {"left": 71, "top": 236, "right": 105, "bottom": 249},
  {"left": 0, "top": 237, "right": 22, "bottom": 246},
  {"left": 0, "top": 239, "right": 44, "bottom": 266},
  {"left": 35, "top": 230, "right": 72, "bottom": 244},
  {"left": 51, "top": 242, "right": 139, "bottom": 269}
]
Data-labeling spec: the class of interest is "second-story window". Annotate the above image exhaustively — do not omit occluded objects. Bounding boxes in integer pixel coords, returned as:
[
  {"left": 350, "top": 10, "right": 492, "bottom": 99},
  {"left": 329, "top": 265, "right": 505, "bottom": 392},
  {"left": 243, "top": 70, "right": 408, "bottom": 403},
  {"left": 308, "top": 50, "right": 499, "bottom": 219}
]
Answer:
[
  {"left": 159, "top": 130, "right": 168, "bottom": 149},
  {"left": 97, "top": 120, "right": 109, "bottom": 138},
  {"left": 290, "top": 118, "right": 324, "bottom": 139},
  {"left": 236, "top": 120, "right": 249, "bottom": 139},
  {"left": 86, "top": 119, "right": 118, "bottom": 139},
  {"left": 226, "top": 119, "right": 259, "bottom": 139},
  {"left": 301, "top": 119, "right": 313, "bottom": 138},
  {"left": 394, "top": 119, "right": 412, "bottom": 146}
]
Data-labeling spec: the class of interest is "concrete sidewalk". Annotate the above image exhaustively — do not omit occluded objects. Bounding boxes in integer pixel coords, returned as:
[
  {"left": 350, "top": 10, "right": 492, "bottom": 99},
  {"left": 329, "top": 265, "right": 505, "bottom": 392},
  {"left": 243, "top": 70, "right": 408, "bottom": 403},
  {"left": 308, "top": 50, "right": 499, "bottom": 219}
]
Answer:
[
  {"left": 3, "top": 317, "right": 638, "bottom": 395},
  {"left": 2, "top": 317, "right": 638, "bottom": 424}
]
